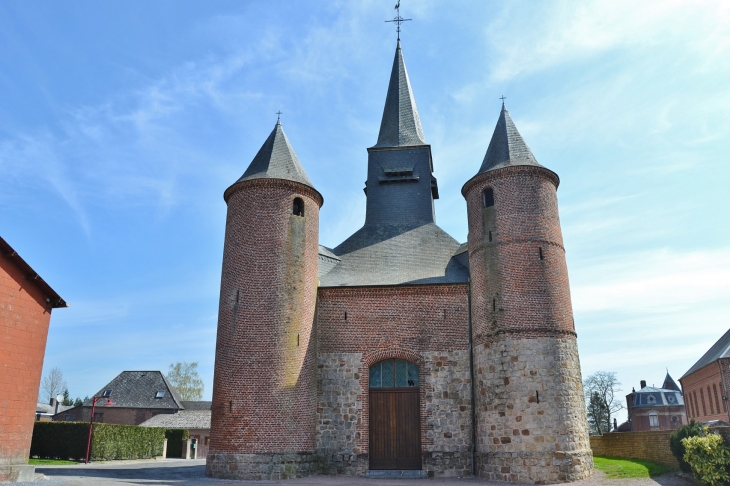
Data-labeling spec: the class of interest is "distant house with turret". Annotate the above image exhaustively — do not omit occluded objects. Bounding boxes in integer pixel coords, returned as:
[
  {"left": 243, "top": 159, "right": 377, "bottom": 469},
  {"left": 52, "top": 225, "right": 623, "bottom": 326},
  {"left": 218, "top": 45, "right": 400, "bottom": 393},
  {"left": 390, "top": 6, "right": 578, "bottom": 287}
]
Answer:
[{"left": 619, "top": 374, "right": 687, "bottom": 432}]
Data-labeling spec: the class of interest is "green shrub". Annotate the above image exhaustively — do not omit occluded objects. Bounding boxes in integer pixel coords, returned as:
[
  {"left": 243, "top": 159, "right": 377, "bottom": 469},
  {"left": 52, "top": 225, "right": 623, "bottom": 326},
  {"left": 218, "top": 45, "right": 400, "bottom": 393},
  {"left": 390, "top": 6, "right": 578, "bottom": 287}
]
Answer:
[
  {"left": 164, "top": 428, "right": 190, "bottom": 458},
  {"left": 670, "top": 420, "right": 706, "bottom": 472},
  {"left": 30, "top": 422, "right": 166, "bottom": 461},
  {"left": 682, "top": 434, "right": 730, "bottom": 486}
]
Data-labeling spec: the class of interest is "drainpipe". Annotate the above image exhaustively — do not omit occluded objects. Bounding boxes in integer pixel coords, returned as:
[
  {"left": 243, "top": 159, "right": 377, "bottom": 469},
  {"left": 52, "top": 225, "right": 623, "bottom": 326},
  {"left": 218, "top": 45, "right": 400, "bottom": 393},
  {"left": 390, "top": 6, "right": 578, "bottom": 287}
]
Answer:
[{"left": 467, "top": 279, "right": 477, "bottom": 477}]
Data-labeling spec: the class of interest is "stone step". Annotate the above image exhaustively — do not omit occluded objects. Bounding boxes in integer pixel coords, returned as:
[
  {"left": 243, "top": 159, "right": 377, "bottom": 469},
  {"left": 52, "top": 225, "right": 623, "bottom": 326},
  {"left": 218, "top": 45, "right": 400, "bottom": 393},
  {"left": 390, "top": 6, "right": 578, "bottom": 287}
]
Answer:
[{"left": 365, "top": 469, "right": 428, "bottom": 479}]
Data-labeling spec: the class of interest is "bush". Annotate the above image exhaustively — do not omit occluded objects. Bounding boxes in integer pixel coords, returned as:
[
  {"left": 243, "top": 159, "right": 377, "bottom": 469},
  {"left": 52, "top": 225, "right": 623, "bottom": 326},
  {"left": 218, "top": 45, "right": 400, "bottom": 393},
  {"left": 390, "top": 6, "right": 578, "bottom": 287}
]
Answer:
[
  {"left": 670, "top": 420, "right": 706, "bottom": 472},
  {"left": 164, "top": 428, "right": 190, "bottom": 458},
  {"left": 30, "top": 422, "right": 166, "bottom": 461},
  {"left": 683, "top": 434, "right": 730, "bottom": 486}
]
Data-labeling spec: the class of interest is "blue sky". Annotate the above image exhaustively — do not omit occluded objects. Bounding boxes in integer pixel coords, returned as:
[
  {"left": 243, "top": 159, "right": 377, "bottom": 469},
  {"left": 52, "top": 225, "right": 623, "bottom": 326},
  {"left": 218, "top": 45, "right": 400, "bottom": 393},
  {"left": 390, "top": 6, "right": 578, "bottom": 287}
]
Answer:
[{"left": 2, "top": 1, "right": 729, "bottom": 423}]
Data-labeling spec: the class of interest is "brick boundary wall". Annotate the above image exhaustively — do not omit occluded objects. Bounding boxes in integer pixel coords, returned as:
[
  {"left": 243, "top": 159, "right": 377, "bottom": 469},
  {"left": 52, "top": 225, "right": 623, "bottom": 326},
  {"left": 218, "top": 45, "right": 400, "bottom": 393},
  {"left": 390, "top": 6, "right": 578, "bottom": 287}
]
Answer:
[{"left": 589, "top": 432, "right": 679, "bottom": 468}]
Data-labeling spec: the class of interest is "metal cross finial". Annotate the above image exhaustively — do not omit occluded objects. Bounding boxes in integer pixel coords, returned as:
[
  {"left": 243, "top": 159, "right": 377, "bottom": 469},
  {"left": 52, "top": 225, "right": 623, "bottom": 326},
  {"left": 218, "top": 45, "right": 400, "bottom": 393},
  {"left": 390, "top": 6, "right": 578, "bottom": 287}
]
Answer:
[
  {"left": 276, "top": 110, "right": 282, "bottom": 123},
  {"left": 500, "top": 95, "right": 507, "bottom": 103},
  {"left": 385, "top": 1, "right": 411, "bottom": 41}
]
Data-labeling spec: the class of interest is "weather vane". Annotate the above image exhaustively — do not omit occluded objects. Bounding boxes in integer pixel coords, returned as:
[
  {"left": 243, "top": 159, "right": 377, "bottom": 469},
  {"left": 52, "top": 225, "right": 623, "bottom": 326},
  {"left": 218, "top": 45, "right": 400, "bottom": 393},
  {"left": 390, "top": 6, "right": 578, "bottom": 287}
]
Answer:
[{"left": 385, "top": 1, "right": 411, "bottom": 41}]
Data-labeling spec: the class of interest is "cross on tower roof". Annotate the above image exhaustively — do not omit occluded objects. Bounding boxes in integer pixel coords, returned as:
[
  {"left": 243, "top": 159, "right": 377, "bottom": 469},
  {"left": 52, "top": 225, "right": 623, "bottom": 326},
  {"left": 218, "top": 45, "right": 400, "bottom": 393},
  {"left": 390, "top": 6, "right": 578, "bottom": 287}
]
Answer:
[
  {"left": 385, "top": 1, "right": 411, "bottom": 41},
  {"left": 276, "top": 110, "right": 282, "bottom": 124}
]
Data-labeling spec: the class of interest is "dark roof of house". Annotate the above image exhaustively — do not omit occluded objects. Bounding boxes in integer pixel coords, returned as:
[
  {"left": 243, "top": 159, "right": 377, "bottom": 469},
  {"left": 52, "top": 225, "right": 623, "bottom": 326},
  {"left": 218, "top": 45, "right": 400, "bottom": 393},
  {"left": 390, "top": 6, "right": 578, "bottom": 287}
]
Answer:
[
  {"left": 477, "top": 104, "right": 545, "bottom": 174},
  {"left": 84, "top": 371, "right": 185, "bottom": 410},
  {"left": 36, "top": 402, "right": 74, "bottom": 415},
  {"left": 681, "top": 328, "right": 730, "bottom": 380},
  {"left": 230, "top": 120, "right": 314, "bottom": 191},
  {"left": 0, "top": 236, "right": 67, "bottom": 308},
  {"left": 140, "top": 410, "right": 210, "bottom": 430},
  {"left": 319, "top": 222, "right": 469, "bottom": 287},
  {"left": 629, "top": 386, "right": 684, "bottom": 408},
  {"left": 662, "top": 372, "right": 681, "bottom": 392},
  {"left": 180, "top": 401, "right": 212, "bottom": 411},
  {"left": 372, "top": 41, "right": 426, "bottom": 149}
]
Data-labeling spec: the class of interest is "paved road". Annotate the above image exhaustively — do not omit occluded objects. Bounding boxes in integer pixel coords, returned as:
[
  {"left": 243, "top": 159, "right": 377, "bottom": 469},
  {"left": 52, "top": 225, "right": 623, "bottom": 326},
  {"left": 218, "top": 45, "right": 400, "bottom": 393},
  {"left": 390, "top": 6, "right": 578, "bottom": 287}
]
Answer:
[{"left": 35, "top": 460, "right": 694, "bottom": 486}]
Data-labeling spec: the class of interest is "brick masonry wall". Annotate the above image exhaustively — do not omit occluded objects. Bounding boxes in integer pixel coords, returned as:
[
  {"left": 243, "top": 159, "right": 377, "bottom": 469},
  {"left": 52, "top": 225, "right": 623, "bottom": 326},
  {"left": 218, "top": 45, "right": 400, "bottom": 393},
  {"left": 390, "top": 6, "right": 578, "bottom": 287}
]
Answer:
[
  {"left": 315, "top": 284, "right": 473, "bottom": 477},
  {"left": 629, "top": 405, "right": 686, "bottom": 432},
  {"left": 0, "top": 255, "right": 53, "bottom": 470},
  {"left": 56, "top": 406, "right": 178, "bottom": 425},
  {"left": 463, "top": 166, "right": 592, "bottom": 483},
  {"left": 680, "top": 362, "right": 728, "bottom": 422},
  {"left": 207, "top": 179, "right": 322, "bottom": 480},
  {"left": 590, "top": 431, "right": 679, "bottom": 468}
]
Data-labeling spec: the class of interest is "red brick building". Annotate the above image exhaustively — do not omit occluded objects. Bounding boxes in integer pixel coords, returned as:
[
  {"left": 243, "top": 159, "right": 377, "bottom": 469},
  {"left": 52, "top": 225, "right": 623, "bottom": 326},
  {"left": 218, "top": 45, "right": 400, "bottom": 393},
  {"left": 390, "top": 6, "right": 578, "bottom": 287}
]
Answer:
[
  {"left": 208, "top": 40, "right": 592, "bottom": 483},
  {"left": 623, "top": 375, "right": 687, "bottom": 432},
  {"left": 679, "top": 329, "right": 730, "bottom": 423},
  {"left": 0, "top": 236, "right": 66, "bottom": 482}
]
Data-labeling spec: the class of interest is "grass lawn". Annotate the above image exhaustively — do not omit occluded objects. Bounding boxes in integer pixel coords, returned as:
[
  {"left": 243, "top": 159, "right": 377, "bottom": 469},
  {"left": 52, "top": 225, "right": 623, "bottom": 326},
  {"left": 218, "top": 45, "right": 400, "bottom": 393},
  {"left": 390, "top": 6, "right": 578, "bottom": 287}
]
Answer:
[
  {"left": 593, "top": 456, "right": 676, "bottom": 478},
  {"left": 28, "top": 458, "right": 79, "bottom": 466}
]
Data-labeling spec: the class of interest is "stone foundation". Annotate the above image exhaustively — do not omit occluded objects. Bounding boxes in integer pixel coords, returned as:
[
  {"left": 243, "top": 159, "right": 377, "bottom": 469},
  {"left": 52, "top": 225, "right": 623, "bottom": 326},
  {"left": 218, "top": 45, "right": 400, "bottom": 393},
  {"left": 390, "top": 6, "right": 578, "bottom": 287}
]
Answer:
[
  {"left": 205, "top": 452, "right": 317, "bottom": 480},
  {"left": 423, "top": 451, "right": 473, "bottom": 477},
  {"left": 478, "top": 450, "right": 593, "bottom": 483},
  {"left": 0, "top": 464, "right": 35, "bottom": 482}
]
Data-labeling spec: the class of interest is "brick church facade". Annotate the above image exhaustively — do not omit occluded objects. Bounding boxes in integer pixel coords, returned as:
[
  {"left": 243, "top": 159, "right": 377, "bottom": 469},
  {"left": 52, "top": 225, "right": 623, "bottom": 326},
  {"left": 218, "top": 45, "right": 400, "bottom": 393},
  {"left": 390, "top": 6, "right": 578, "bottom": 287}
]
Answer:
[{"left": 207, "top": 40, "right": 593, "bottom": 483}]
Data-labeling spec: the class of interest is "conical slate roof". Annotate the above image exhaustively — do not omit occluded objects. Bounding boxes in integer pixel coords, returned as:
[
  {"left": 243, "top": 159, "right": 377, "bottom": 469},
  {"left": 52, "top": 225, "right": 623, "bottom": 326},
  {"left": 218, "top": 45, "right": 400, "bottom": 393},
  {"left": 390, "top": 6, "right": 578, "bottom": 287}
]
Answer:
[
  {"left": 478, "top": 103, "right": 543, "bottom": 174},
  {"left": 662, "top": 372, "right": 681, "bottom": 392},
  {"left": 373, "top": 41, "right": 426, "bottom": 148},
  {"left": 236, "top": 120, "right": 314, "bottom": 188}
]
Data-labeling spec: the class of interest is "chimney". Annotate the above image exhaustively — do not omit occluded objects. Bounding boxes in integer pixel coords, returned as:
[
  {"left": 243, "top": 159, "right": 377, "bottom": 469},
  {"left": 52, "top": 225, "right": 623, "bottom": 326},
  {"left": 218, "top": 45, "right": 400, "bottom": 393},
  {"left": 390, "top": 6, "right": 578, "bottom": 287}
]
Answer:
[
  {"left": 640, "top": 380, "right": 647, "bottom": 389},
  {"left": 49, "top": 397, "right": 56, "bottom": 406},
  {"left": 613, "top": 418, "right": 618, "bottom": 431}
]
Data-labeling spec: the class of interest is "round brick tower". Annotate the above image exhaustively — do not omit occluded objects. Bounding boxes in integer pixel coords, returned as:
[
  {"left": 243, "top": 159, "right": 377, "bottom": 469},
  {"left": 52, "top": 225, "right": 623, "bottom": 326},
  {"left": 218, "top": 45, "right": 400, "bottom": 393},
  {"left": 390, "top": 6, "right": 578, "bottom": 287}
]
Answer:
[
  {"left": 462, "top": 104, "right": 593, "bottom": 483},
  {"left": 207, "top": 119, "right": 323, "bottom": 480}
]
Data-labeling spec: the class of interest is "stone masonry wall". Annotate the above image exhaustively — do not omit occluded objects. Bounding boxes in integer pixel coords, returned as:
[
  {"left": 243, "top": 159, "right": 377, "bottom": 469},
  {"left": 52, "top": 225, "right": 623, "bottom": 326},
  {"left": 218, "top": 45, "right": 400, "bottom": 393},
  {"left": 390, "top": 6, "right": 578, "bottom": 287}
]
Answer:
[
  {"left": 315, "top": 284, "right": 473, "bottom": 477},
  {"left": 590, "top": 431, "right": 679, "bottom": 468},
  {"left": 474, "top": 337, "right": 592, "bottom": 483}
]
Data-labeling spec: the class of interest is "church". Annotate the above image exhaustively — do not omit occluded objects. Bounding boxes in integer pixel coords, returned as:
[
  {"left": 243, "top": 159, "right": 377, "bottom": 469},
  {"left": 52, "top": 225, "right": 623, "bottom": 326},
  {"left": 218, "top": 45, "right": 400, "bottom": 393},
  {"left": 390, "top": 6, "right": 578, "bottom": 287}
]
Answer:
[{"left": 206, "top": 38, "right": 593, "bottom": 484}]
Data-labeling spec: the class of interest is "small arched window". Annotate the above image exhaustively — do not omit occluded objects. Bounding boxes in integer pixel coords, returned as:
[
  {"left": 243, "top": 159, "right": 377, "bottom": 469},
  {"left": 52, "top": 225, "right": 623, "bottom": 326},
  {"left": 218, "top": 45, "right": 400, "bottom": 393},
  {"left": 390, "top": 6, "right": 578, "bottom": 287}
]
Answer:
[
  {"left": 369, "top": 359, "right": 419, "bottom": 388},
  {"left": 483, "top": 188, "right": 494, "bottom": 208},
  {"left": 293, "top": 197, "right": 304, "bottom": 217}
]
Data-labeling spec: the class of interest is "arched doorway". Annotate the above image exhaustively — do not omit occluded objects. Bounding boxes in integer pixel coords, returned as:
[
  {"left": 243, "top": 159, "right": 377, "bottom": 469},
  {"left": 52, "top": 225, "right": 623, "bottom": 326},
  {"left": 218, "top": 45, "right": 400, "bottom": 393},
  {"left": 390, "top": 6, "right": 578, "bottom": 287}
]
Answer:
[{"left": 369, "top": 359, "right": 422, "bottom": 470}]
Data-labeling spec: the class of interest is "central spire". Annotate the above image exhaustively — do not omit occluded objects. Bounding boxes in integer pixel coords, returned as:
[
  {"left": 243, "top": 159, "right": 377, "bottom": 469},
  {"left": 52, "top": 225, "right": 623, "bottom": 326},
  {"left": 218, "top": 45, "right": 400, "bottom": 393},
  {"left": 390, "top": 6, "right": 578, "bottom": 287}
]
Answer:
[{"left": 373, "top": 41, "right": 426, "bottom": 148}]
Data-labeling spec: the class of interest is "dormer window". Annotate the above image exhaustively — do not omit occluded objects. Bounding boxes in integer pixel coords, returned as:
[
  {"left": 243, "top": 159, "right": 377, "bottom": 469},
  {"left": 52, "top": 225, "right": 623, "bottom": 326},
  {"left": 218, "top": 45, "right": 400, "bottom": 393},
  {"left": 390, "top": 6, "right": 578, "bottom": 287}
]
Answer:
[
  {"left": 102, "top": 390, "right": 112, "bottom": 397},
  {"left": 647, "top": 395, "right": 656, "bottom": 404},
  {"left": 155, "top": 391, "right": 165, "bottom": 398},
  {"left": 483, "top": 188, "right": 494, "bottom": 208},
  {"left": 293, "top": 197, "right": 304, "bottom": 217}
]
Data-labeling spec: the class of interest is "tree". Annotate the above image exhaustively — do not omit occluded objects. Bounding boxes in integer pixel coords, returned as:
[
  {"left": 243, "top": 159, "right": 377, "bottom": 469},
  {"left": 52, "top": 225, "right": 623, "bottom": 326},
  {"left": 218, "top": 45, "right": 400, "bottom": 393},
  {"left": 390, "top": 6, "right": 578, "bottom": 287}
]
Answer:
[
  {"left": 40, "top": 367, "right": 67, "bottom": 403},
  {"left": 74, "top": 397, "right": 84, "bottom": 407},
  {"left": 167, "top": 362, "right": 204, "bottom": 400},
  {"left": 62, "top": 389, "right": 73, "bottom": 406},
  {"left": 583, "top": 371, "right": 624, "bottom": 435},
  {"left": 586, "top": 391, "right": 609, "bottom": 435}
]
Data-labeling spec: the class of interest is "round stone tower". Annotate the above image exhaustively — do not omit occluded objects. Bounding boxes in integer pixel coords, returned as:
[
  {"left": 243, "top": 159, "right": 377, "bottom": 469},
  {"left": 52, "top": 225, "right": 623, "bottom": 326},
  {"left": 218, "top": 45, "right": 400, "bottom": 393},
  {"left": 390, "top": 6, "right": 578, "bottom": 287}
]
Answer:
[
  {"left": 207, "top": 119, "right": 323, "bottom": 480},
  {"left": 462, "top": 104, "right": 593, "bottom": 483}
]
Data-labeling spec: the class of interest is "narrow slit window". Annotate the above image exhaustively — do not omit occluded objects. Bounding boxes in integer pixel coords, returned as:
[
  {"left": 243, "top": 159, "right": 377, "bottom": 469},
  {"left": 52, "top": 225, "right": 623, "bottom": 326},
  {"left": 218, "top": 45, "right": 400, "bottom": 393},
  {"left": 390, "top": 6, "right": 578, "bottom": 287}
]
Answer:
[
  {"left": 539, "top": 247, "right": 544, "bottom": 260},
  {"left": 488, "top": 231, "right": 492, "bottom": 242},
  {"left": 483, "top": 188, "right": 494, "bottom": 208},
  {"left": 293, "top": 197, "right": 304, "bottom": 217},
  {"left": 492, "top": 299, "right": 496, "bottom": 311}
]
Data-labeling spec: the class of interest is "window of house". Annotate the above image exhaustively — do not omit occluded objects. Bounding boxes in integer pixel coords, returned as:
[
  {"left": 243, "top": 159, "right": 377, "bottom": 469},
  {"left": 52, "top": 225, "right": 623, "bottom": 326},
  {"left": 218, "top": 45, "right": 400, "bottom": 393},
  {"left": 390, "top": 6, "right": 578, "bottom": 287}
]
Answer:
[
  {"left": 647, "top": 394, "right": 656, "bottom": 404},
  {"left": 369, "top": 359, "right": 419, "bottom": 388},
  {"left": 102, "top": 390, "right": 112, "bottom": 397},
  {"left": 65, "top": 414, "right": 75, "bottom": 421},
  {"left": 155, "top": 391, "right": 165, "bottom": 398},
  {"left": 93, "top": 413, "right": 104, "bottom": 423},
  {"left": 483, "top": 188, "right": 494, "bottom": 208},
  {"left": 293, "top": 197, "right": 304, "bottom": 217},
  {"left": 649, "top": 412, "right": 659, "bottom": 427}
]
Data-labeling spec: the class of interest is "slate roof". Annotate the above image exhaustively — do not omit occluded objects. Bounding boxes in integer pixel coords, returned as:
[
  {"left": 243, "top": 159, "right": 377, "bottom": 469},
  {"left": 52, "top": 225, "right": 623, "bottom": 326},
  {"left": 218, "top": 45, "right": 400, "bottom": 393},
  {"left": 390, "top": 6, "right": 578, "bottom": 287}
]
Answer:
[
  {"left": 84, "top": 371, "right": 185, "bottom": 410},
  {"left": 36, "top": 402, "right": 73, "bottom": 415},
  {"left": 681, "top": 328, "right": 730, "bottom": 379},
  {"left": 478, "top": 103, "right": 544, "bottom": 174},
  {"left": 140, "top": 410, "right": 211, "bottom": 430},
  {"left": 0, "top": 236, "right": 67, "bottom": 308},
  {"left": 319, "top": 223, "right": 469, "bottom": 287},
  {"left": 372, "top": 41, "right": 426, "bottom": 148},
  {"left": 232, "top": 121, "right": 314, "bottom": 190},
  {"left": 662, "top": 372, "right": 681, "bottom": 392},
  {"left": 630, "top": 385, "right": 684, "bottom": 408},
  {"left": 180, "top": 401, "right": 212, "bottom": 411}
]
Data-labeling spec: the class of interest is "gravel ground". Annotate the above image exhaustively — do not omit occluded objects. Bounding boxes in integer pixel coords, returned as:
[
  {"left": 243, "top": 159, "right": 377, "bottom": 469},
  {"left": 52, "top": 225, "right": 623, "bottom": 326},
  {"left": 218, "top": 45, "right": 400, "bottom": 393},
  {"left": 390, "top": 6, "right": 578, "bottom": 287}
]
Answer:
[{"left": 31, "top": 460, "right": 696, "bottom": 486}]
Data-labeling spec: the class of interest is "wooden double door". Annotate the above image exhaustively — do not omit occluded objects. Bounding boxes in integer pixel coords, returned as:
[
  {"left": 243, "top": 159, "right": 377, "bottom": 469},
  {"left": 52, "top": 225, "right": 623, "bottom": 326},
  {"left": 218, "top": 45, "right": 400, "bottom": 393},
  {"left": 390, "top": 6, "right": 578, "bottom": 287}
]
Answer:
[{"left": 369, "top": 388, "right": 422, "bottom": 470}]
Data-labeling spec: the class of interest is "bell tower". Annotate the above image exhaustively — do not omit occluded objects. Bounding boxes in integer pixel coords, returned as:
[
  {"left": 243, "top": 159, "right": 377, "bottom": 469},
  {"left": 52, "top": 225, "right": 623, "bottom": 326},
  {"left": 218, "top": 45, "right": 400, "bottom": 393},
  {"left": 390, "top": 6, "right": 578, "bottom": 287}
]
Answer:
[
  {"left": 462, "top": 103, "right": 593, "bottom": 483},
  {"left": 207, "top": 119, "right": 323, "bottom": 480}
]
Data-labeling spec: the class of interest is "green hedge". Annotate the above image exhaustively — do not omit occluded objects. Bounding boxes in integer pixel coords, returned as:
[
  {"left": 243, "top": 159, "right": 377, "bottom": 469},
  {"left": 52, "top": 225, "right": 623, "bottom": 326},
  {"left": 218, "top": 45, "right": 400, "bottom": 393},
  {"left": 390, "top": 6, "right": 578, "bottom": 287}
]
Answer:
[
  {"left": 164, "top": 428, "right": 190, "bottom": 458},
  {"left": 30, "top": 422, "right": 166, "bottom": 461}
]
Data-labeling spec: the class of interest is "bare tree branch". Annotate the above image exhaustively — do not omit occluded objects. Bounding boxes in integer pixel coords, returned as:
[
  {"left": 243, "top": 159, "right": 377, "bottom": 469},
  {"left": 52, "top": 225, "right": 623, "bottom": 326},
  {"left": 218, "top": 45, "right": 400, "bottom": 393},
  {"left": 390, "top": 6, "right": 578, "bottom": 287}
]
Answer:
[
  {"left": 584, "top": 371, "right": 624, "bottom": 434},
  {"left": 40, "top": 367, "right": 67, "bottom": 403}
]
